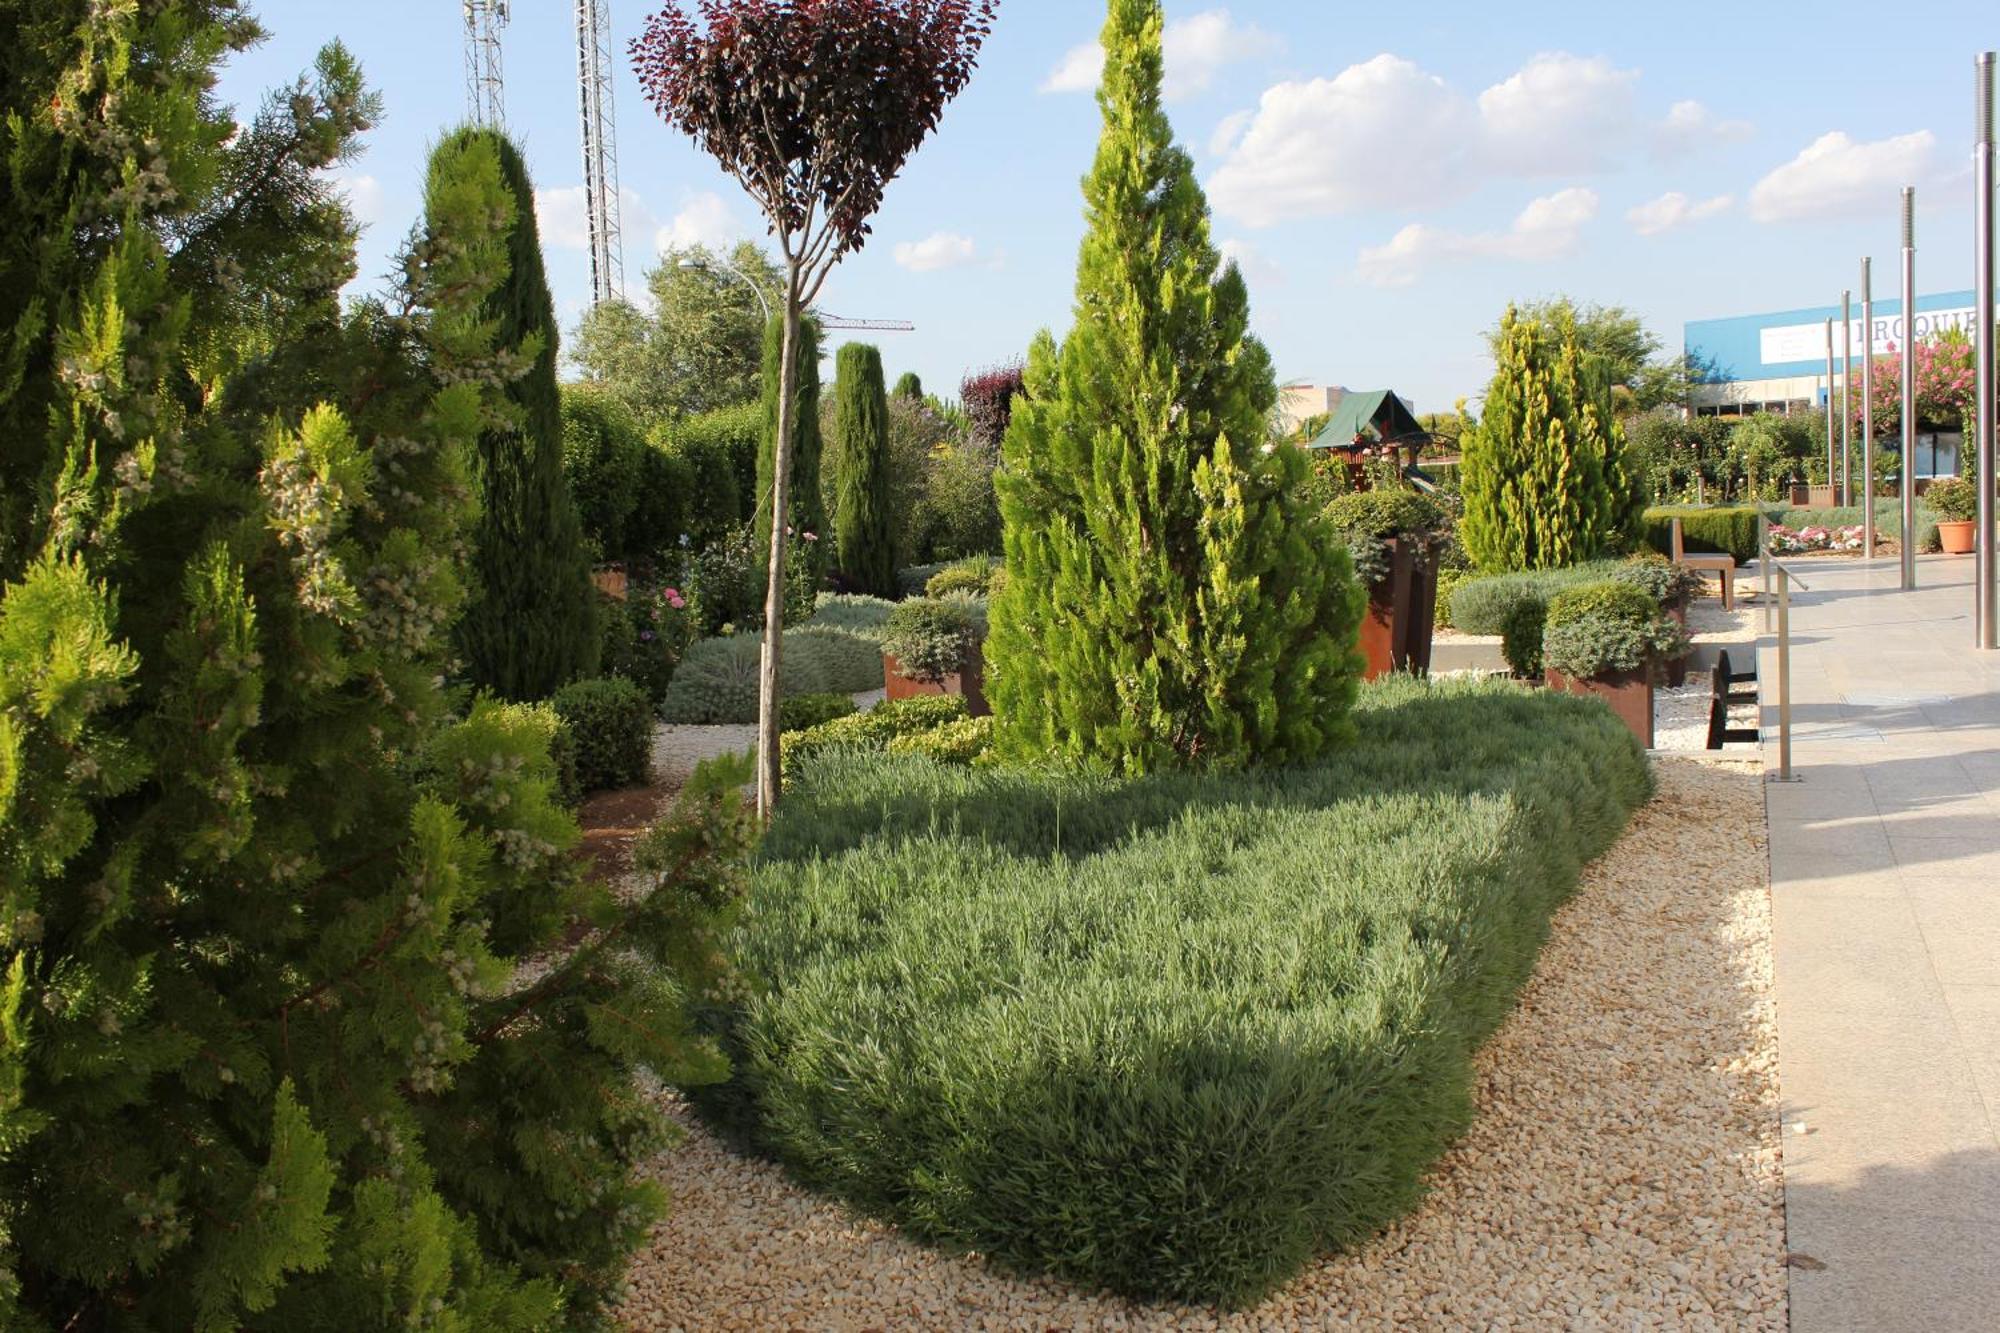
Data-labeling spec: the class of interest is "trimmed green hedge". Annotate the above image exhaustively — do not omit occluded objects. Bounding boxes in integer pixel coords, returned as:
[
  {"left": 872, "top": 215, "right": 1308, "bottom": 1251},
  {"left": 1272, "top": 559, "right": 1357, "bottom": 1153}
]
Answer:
[
  {"left": 1640, "top": 505, "right": 1761, "bottom": 562},
  {"left": 1447, "top": 562, "right": 1621, "bottom": 636},
  {"left": 711, "top": 677, "right": 1652, "bottom": 1307}
]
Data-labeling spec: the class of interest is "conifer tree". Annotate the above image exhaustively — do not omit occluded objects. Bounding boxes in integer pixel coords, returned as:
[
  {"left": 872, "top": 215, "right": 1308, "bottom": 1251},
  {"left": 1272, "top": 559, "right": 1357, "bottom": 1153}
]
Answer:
[
  {"left": 985, "top": 0, "right": 1364, "bottom": 775},
  {"left": 1461, "top": 306, "right": 1640, "bottom": 571},
  {"left": 755, "top": 313, "right": 827, "bottom": 596},
  {"left": 442, "top": 129, "right": 599, "bottom": 700},
  {"left": 0, "top": 14, "right": 746, "bottom": 1327},
  {"left": 892, "top": 371, "right": 924, "bottom": 401},
  {"left": 831, "top": 343, "right": 897, "bottom": 595}
]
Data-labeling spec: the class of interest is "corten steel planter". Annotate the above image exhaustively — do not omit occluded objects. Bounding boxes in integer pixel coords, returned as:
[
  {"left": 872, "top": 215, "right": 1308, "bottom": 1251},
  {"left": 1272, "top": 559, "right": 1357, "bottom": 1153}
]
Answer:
[
  {"left": 1544, "top": 665, "right": 1654, "bottom": 749},
  {"left": 1357, "top": 537, "right": 1440, "bottom": 681},
  {"left": 884, "top": 642, "right": 990, "bottom": 716},
  {"left": 1938, "top": 520, "right": 1977, "bottom": 554},
  {"left": 1663, "top": 599, "right": 1691, "bottom": 687},
  {"left": 591, "top": 567, "right": 629, "bottom": 601}
]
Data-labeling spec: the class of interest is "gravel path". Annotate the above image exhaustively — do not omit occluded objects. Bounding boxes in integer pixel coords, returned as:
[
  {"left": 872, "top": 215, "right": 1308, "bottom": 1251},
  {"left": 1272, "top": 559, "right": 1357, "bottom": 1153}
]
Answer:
[{"left": 615, "top": 758, "right": 1784, "bottom": 1330}]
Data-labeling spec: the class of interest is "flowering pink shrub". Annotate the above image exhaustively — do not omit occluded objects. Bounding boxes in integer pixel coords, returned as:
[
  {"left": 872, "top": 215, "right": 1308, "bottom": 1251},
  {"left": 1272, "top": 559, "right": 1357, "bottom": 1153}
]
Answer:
[{"left": 1768, "top": 524, "right": 1864, "bottom": 554}]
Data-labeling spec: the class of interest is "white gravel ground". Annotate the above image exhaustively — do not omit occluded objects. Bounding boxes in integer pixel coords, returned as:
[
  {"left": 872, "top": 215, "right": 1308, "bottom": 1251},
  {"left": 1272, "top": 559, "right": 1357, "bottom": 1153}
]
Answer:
[
  {"left": 649, "top": 689, "right": 888, "bottom": 791},
  {"left": 614, "top": 758, "right": 1784, "bottom": 1330}
]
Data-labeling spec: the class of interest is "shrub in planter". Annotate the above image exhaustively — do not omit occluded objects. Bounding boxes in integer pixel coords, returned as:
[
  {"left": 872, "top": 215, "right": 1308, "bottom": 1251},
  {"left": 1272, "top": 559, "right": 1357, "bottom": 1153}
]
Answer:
[
  {"left": 787, "top": 622, "right": 889, "bottom": 693},
  {"left": 1541, "top": 582, "right": 1688, "bottom": 681},
  {"left": 882, "top": 597, "right": 978, "bottom": 684},
  {"left": 781, "top": 692, "right": 860, "bottom": 733},
  {"left": 1447, "top": 562, "right": 1623, "bottom": 635},
  {"left": 811, "top": 592, "right": 899, "bottom": 637},
  {"left": 1322, "top": 488, "right": 1448, "bottom": 586},
  {"left": 1609, "top": 553, "right": 1705, "bottom": 610},
  {"left": 552, "top": 676, "right": 655, "bottom": 793},
  {"left": 1927, "top": 476, "right": 1977, "bottom": 522}
]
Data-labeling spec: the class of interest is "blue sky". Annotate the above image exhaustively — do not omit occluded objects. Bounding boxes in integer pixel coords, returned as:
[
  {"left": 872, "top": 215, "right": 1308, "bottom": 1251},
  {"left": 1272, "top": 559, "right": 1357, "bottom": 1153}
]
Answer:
[{"left": 221, "top": 1, "right": 1990, "bottom": 414}]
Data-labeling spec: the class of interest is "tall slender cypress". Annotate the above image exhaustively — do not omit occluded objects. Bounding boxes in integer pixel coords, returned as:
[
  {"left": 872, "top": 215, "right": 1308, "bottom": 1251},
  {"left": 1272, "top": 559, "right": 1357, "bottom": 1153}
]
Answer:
[
  {"left": 832, "top": 342, "right": 896, "bottom": 595},
  {"left": 1461, "top": 306, "right": 1639, "bottom": 571},
  {"left": 442, "top": 129, "right": 599, "bottom": 699},
  {"left": 985, "top": 0, "right": 1363, "bottom": 775},
  {"left": 755, "top": 313, "right": 826, "bottom": 590}
]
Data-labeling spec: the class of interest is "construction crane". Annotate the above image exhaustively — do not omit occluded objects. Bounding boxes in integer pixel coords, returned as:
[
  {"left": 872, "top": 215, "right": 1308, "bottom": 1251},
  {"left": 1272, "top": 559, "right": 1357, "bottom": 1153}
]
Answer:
[
  {"left": 819, "top": 313, "right": 916, "bottom": 332},
  {"left": 462, "top": 1, "right": 508, "bottom": 128},
  {"left": 574, "top": 0, "right": 624, "bottom": 305}
]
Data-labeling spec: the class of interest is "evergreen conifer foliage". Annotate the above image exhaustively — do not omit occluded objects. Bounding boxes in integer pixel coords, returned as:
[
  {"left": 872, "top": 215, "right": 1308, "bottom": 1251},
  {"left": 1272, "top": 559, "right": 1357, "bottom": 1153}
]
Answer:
[
  {"left": 441, "top": 128, "right": 600, "bottom": 701},
  {"left": 892, "top": 371, "right": 924, "bottom": 401},
  {"left": 831, "top": 342, "right": 896, "bottom": 596},
  {"left": 985, "top": 0, "right": 1364, "bottom": 775},
  {"left": 1460, "top": 306, "right": 1640, "bottom": 572},
  {"left": 0, "top": 15, "right": 748, "bottom": 1327},
  {"left": 755, "top": 313, "right": 827, "bottom": 592}
]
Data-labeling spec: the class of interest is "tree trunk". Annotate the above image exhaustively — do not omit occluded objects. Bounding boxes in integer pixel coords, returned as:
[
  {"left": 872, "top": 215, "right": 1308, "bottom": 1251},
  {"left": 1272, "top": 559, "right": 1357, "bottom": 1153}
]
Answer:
[{"left": 757, "top": 268, "right": 804, "bottom": 816}]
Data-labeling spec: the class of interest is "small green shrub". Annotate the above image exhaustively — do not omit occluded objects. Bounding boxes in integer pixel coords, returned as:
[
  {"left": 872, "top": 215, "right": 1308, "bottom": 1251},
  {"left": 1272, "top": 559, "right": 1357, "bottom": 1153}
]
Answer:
[
  {"left": 1542, "top": 581, "right": 1687, "bottom": 680},
  {"left": 546, "top": 707, "right": 584, "bottom": 809},
  {"left": 1640, "top": 506, "right": 1761, "bottom": 562},
  {"left": 1446, "top": 562, "right": 1622, "bottom": 636},
  {"left": 811, "top": 592, "right": 898, "bottom": 637},
  {"left": 1609, "top": 553, "right": 1704, "bottom": 608},
  {"left": 896, "top": 562, "right": 950, "bottom": 597},
  {"left": 1920, "top": 476, "right": 1975, "bottom": 523},
  {"left": 551, "top": 676, "right": 654, "bottom": 793},
  {"left": 781, "top": 692, "right": 859, "bottom": 733},
  {"left": 782, "top": 694, "right": 969, "bottom": 770},
  {"left": 719, "top": 676, "right": 1652, "bottom": 1308},
  {"left": 1500, "top": 597, "right": 1549, "bottom": 677},
  {"left": 885, "top": 713, "right": 994, "bottom": 764},
  {"left": 924, "top": 555, "right": 1002, "bottom": 598},
  {"left": 660, "top": 623, "right": 886, "bottom": 724},
  {"left": 881, "top": 597, "right": 975, "bottom": 683}
]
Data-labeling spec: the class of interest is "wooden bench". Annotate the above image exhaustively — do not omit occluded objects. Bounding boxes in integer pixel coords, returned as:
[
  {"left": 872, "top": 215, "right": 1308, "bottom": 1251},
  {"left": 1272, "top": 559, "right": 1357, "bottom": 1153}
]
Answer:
[
  {"left": 1706, "top": 649, "right": 1759, "bottom": 750},
  {"left": 1671, "top": 518, "right": 1736, "bottom": 610}
]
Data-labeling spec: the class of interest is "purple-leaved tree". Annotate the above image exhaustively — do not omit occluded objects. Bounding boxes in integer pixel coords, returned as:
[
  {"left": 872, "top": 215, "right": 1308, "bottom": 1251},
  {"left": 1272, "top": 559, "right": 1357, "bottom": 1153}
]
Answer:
[{"left": 632, "top": 0, "right": 998, "bottom": 813}]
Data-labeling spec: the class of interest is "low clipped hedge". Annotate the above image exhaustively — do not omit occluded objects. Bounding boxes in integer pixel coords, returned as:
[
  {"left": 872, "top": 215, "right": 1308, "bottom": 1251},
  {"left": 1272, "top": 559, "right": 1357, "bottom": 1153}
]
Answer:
[
  {"left": 1446, "top": 561, "right": 1623, "bottom": 636},
  {"left": 781, "top": 694, "right": 968, "bottom": 773},
  {"left": 711, "top": 677, "right": 1652, "bottom": 1307},
  {"left": 1640, "top": 505, "right": 1761, "bottom": 562}
]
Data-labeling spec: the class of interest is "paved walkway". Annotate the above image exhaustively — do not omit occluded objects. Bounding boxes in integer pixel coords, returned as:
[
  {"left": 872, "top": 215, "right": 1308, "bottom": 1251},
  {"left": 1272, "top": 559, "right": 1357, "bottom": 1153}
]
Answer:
[{"left": 1758, "top": 555, "right": 2000, "bottom": 1332}]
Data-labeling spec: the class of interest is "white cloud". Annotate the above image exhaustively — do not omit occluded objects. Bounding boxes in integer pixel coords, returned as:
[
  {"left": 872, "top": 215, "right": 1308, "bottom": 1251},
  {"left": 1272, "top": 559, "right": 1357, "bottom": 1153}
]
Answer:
[
  {"left": 535, "top": 184, "right": 665, "bottom": 252},
  {"left": 1356, "top": 187, "right": 1599, "bottom": 288},
  {"left": 655, "top": 191, "right": 737, "bottom": 252},
  {"left": 1041, "top": 41, "right": 1103, "bottom": 94},
  {"left": 1627, "top": 190, "right": 1732, "bottom": 236},
  {"left": 1210, "top": 50, "right": 1739, "bottom": 227},
  {"left": 1477, "top": 53, "right": 1639, "bottom": 174},
  {"left": 1041, "top": 9, "right": 1282, "bottom": 102},
  {"left": 1217, "top": 236, "right": 1282, "bottom": 285},
  {"left": 331, "top": 171, "right": 386, "bottom": 228},
  {"left": 1208, "top": 55, "right": 1473, "bottom": 226},
  {"left": 1208, "top": 108, "right": 1253, "bottom": 158},
  {"left": 893, "top": 231, "right": 980, "bottom": 272},
  {"left": 1749, "top": 130, "right": 1938, "bottom": 223},
  {"left": 1654, "top": 99, "right": 1754, "bottom": 158}
]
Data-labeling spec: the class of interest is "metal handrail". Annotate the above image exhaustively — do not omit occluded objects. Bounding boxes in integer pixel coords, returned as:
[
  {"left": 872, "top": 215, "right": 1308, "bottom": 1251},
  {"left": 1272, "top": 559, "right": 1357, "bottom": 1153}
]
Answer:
[{"left": 1768, "top": 554, "right": 1809, "bottom": 783}]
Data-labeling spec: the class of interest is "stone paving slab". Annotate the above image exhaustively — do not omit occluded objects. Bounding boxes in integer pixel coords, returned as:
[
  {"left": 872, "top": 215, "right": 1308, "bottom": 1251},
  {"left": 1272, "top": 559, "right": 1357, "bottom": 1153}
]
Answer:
[{"left": 1760, "top": 554, "right": 2000, "bottom": 1333}]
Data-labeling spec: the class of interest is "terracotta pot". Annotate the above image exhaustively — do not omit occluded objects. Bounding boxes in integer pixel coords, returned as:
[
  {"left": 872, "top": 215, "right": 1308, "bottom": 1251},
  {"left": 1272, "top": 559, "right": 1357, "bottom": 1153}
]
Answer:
[
  {"left": 1938, "top": 519, "right": 1976, "bottom": 555},
  {"left": 1544, "top": 664, "right": 1654, "bottom": 749},
  {"left": 884, "top": 642, "right": 990, "bottom": 716},
  {"left": 1357, "top": 536, "right": 1440, "bottom": 682}
]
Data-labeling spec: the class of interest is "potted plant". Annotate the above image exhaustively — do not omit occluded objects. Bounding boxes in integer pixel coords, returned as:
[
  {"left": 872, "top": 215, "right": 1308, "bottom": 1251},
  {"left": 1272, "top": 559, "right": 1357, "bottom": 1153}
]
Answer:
[
  {"left": 1540, "top": 581, "right": 1689, "bottom": 748},
  {"left": 1927, "top": 475, "right": 1978, "bottom": 554},
  {"left": 881, "top": 596, "right": 990, "bottom": 715},
  {"left": 1611, "top": 554, "right": 1706, "bottom": 686},
  {"left": 1324, "top": 487, "right": 1449, "bottom": 680}
]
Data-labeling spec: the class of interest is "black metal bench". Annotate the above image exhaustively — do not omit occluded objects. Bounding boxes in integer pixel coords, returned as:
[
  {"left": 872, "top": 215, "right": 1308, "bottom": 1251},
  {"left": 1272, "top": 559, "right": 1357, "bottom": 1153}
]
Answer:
[{"left": 1707, "top": 649, "right": 1759, "bottom": 749}]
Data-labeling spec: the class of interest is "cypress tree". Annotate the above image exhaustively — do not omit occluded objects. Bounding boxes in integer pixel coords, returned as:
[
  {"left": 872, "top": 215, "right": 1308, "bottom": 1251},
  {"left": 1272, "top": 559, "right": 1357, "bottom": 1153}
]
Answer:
[
  {"left": 985, "top": 0, "right": 1364, "bottom": 775},
  {"left": 892, "top": 371, "right": 924, "bottom": 400},
  {"left": 1461, "top": 306, "right": 1639, "bottom": 571},
  {"left": 832, "top": 342, "right": 897, "bottom": 595},
  {"left": 0, "top": 21, "right": 746, "bottom": 1326},
  {"left": 755, "top": 312, "right": 827, "bottom": 596},
  {"left": 442, "top": 129, "right": 599, "bottom": 699}
]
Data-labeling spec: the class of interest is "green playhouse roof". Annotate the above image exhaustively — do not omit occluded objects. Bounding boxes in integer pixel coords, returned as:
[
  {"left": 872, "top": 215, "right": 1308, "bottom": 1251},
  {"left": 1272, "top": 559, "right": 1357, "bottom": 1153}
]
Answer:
[{"left": 1305, "top": 390, "right": 1429, "bottom": 450}]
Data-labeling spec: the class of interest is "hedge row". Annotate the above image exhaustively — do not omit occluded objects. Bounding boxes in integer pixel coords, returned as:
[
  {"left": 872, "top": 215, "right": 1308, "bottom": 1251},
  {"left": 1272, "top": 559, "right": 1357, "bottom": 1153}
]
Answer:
[
  {"left": 707, "top": 676, "right": 1653, "bottom": 1307},
  {"left": 1639, "top": 505, "right": 1761, "bottom": 562}
]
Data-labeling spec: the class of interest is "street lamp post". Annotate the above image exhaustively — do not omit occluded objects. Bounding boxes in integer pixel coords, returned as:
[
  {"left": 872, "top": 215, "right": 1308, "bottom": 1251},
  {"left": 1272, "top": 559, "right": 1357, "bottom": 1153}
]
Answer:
[
  {"left": 680, "top": 253, "right": 772, "bottom": 324},
  {"left": 1863, "top": 258, "right": 1876, "bottom": 558},
  {"left": 1902, "top": 188, "right": 1918, "bottom": 592}
]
